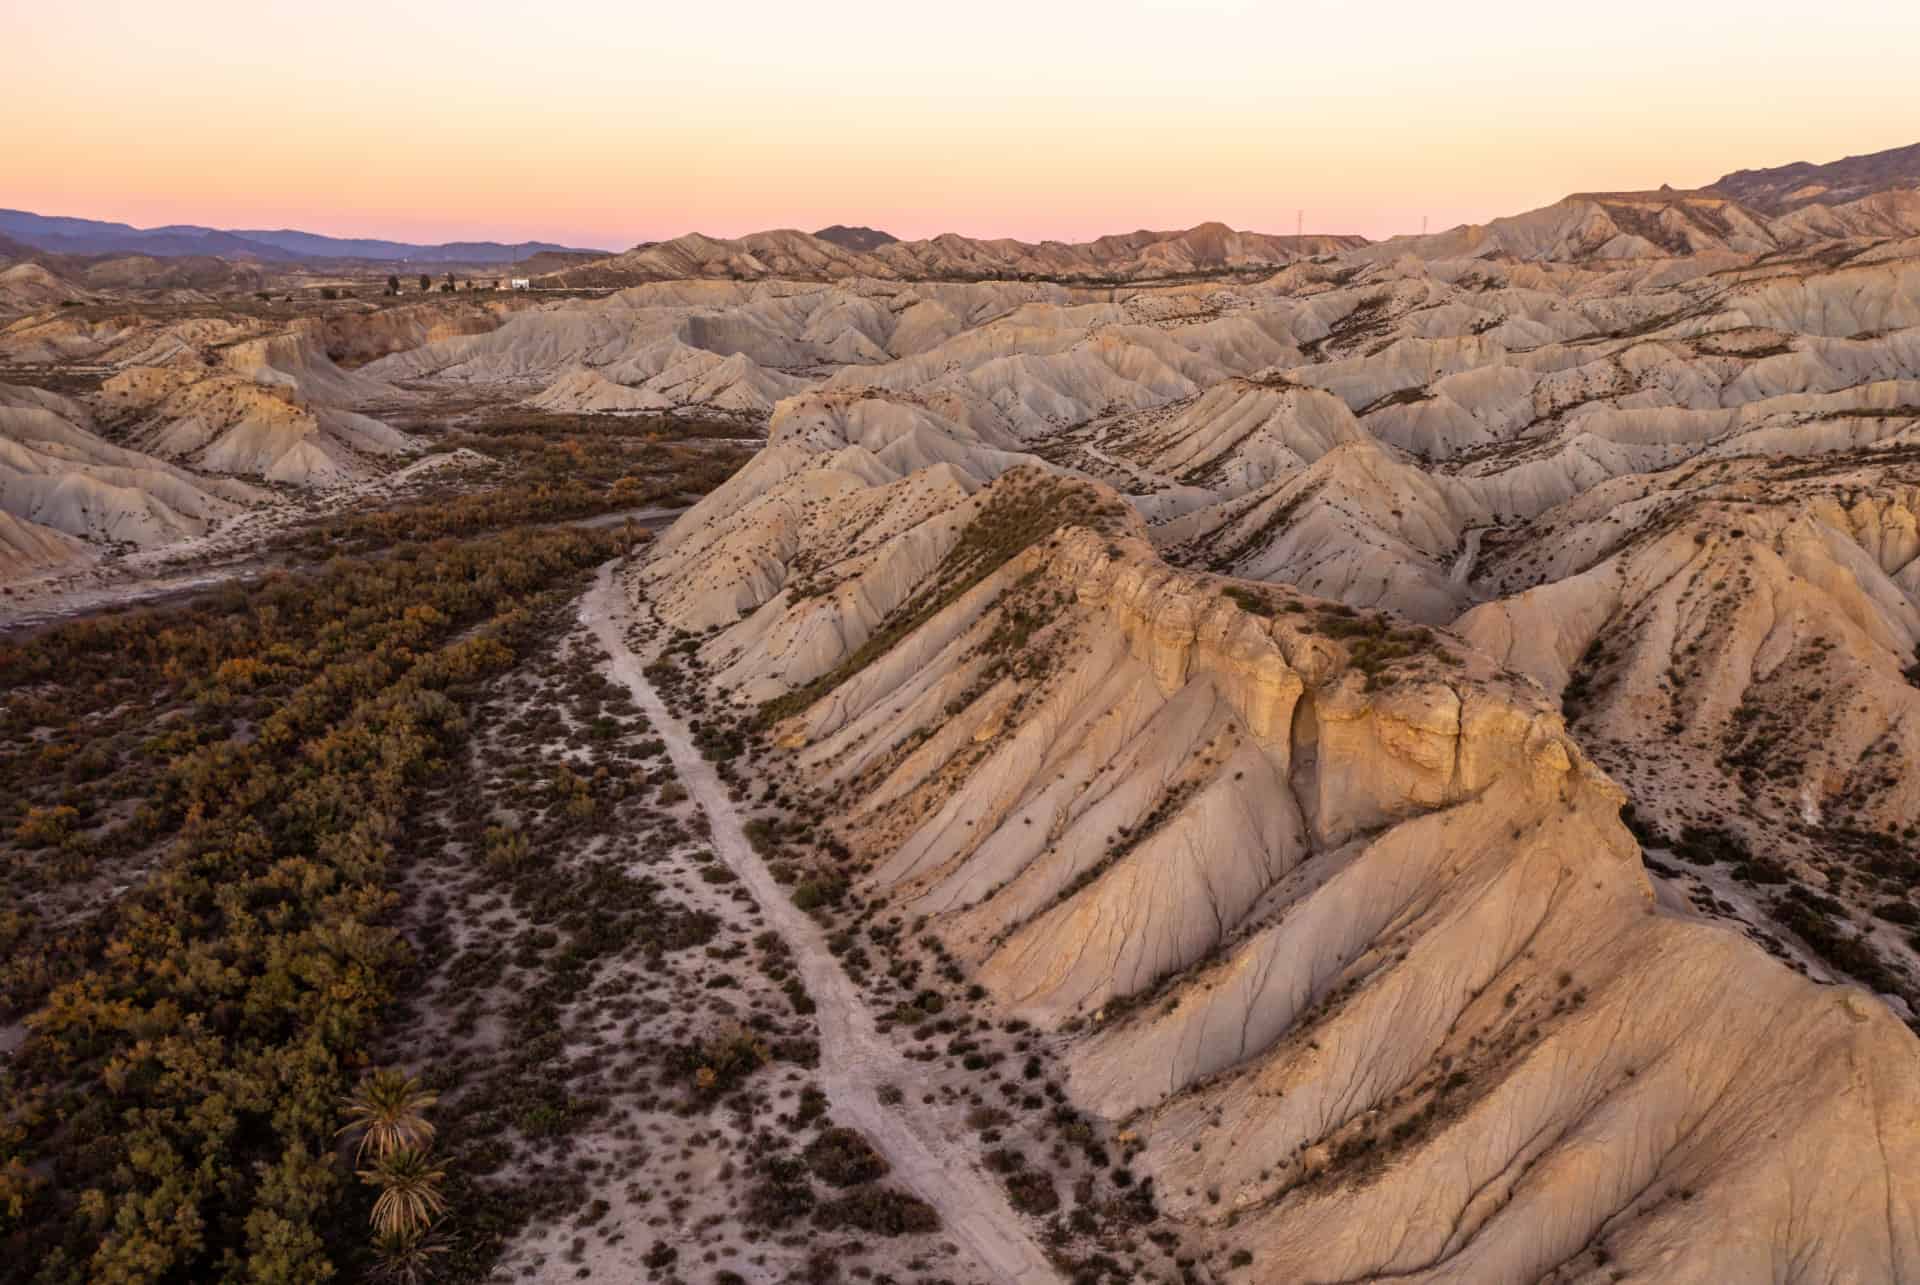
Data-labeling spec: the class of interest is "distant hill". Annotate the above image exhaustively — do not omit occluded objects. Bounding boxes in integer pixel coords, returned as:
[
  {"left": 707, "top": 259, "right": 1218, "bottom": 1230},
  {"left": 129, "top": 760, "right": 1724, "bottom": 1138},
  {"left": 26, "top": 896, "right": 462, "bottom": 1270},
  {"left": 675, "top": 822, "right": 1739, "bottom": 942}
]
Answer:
[
  {"left": 545, "top": 222, "right": 1369, "bottom": 287},
  {"left": 0, "top": 232, "right": 44, "bottom": 264},
  {"left": 512, "top": 249, "right": 614, "bottom": 276},
  {"left": 1355, "top": 188, "right": 1779, "bottom": 263},
  {"left": 813, "top": 225, "right": 899, "bottom": 252},
  {"left": 0, "top": 209, "right": 608, "bottom": 264},
  {"left": 230, "top": 227, "right": 606, "bottom": 263},
  {"left": 0, "top": 212, "right": 280, "bottom": 260},
  {"left": 1706, "top": 140, "right": 1920, "bottom": 214}
]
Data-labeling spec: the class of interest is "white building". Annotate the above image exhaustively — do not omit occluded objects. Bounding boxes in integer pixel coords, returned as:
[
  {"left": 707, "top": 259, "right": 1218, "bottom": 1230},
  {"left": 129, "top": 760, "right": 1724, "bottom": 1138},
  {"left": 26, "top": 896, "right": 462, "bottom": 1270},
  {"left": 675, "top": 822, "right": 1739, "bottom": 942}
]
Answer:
[{"left": 509, "top": 278, "right": 532, "bottom": 290}]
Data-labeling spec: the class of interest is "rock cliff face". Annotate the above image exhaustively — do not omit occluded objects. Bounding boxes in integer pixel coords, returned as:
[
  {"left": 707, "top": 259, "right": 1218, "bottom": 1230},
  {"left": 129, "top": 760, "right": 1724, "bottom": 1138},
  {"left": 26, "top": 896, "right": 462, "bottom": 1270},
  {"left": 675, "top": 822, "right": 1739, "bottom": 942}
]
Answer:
[
  {"left": 91, "top": 327, "right": 415, "bottom": 486},
  {"left": 312, "top": 297, "right": 519, "bottom": 367},
  {"left": 644, "top": 461, "right": 1920, "bottom": 1282}
]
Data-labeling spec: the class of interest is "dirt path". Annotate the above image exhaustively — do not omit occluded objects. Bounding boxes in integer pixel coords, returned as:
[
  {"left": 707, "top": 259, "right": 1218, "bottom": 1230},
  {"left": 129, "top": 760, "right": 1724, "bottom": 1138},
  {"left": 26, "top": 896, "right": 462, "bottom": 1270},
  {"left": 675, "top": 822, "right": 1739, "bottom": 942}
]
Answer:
[{"left": 582, "top": 561, "right": 1061, "bottom": 1285}]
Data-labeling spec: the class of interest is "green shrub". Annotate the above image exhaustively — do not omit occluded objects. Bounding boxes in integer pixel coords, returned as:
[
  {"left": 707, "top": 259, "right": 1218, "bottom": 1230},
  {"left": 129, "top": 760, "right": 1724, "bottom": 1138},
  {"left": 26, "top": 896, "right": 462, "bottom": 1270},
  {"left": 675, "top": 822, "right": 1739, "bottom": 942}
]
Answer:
[
  {"left": 803, "top": 1127, "right": 889, "bottom": 1187},
  {"left": 813, "top": 1185, "right": 940, "bottom": 1235},
  {"left": 1220, "top": 585, "right": 1276, "bottom": 618},
  {"left": 1005, "top": 1169, "right": 1058, "bottom": 1215}
]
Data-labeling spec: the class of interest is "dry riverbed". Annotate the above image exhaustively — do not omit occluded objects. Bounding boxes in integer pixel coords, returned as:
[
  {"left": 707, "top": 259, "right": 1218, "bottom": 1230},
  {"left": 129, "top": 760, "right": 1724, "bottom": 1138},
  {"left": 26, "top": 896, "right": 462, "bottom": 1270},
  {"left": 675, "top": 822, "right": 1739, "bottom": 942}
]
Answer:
[{"left": 369, "top": 562, "right": 995, "bottom": 1284}]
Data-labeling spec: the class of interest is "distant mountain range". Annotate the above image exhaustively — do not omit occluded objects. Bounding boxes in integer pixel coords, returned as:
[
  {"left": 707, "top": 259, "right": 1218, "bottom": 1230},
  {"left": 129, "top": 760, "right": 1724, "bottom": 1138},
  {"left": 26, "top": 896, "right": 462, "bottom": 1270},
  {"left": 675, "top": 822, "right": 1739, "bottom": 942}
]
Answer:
[
  {"left": 0, "top": 209, "right": 608, "bottom": 263},
  {"left": 1705, "top": 140, "right": 1920, "bottom": 214},
  {"left": 6, "top": 138, "right": 1917, "bottom": 282}
]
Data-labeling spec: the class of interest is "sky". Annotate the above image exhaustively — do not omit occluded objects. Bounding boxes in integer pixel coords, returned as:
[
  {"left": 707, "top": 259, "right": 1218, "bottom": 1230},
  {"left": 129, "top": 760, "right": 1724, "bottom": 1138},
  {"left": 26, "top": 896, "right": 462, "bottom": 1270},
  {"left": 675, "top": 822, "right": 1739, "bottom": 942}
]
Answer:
[{"left": 6, "top": 0, "right": 1918, "bottom": 250}]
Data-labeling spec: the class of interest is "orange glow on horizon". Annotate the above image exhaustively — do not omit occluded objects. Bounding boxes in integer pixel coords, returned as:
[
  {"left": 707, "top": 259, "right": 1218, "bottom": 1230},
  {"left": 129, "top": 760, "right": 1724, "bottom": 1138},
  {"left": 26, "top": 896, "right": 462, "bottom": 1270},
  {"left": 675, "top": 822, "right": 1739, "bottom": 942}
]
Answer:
[{"left": 6, "top": 0, "right": 1917, "bottom": 251}]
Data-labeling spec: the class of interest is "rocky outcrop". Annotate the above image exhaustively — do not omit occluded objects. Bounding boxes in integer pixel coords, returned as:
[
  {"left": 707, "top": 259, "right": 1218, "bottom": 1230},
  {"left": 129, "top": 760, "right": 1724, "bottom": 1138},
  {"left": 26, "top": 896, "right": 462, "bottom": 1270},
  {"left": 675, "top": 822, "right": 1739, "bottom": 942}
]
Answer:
[
  {"left": 670, "top": 469, "right": 1920, "bottom": 1283},
  {"left": 0, "top": 382, "right": 265, "bottom": 560},
  {"left": 530, "top": 160, "right": 1920, "bottom": 1280},
  {"left": 95, "top": 329, "right": 415, "bottom": 485}
]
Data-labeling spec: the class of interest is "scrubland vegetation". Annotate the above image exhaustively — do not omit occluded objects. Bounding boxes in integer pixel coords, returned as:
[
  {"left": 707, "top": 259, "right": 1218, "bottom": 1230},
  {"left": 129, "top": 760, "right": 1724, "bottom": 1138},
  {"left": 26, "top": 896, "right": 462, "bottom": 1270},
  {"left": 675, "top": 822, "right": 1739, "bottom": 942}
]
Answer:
[
  {"left": 0, "top": 400, "right": 780, "bottom": 1279},
  {"left": 0, "top": 527, "right": 618, "bottom": 1281},
  {"left": 359, "top": 604, "right": 956, "bottom": 1283},
  {"left": 0, "top": 399, "right": 998, "bottom": 1280},
  {"left": 285, "top": 412, "right": 753, "bottom": 553}
]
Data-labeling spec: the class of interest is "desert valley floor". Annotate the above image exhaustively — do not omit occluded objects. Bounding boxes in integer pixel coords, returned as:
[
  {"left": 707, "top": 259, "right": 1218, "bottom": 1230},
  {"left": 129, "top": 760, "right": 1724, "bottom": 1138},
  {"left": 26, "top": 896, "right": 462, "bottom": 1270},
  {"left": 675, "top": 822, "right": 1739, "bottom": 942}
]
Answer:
[{"left": 3, "top": 161, "right": 1920, "bottom": 1284}]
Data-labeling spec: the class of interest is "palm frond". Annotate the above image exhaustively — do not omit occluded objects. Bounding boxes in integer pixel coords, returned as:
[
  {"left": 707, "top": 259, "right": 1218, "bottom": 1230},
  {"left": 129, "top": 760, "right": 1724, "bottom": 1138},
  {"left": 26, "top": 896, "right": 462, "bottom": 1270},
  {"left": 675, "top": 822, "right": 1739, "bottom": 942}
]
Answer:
[
  {"left": 338, "top": 1068, "right": 439, "bottom": 1163},
  {"left": 359, "top": 1146, "right": 449, "bottom": 1237}
]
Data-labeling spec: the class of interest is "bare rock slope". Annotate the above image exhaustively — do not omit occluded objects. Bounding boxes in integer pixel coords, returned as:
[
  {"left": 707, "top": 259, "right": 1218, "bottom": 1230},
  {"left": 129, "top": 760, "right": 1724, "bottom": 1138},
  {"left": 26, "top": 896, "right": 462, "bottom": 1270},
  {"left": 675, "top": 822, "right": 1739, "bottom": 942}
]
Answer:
[
  {"left": 606, "top": 177, "right": 1920, "bottom": 1280},
  {"left": 0, "top": 382, "right": 264, "bottom": 577},
  {"left": 641, "top": 466, "right": 1920, "bottom": 1282},
  {"left": 543, "top": 223, "right": 1367, "bottom": 288}
]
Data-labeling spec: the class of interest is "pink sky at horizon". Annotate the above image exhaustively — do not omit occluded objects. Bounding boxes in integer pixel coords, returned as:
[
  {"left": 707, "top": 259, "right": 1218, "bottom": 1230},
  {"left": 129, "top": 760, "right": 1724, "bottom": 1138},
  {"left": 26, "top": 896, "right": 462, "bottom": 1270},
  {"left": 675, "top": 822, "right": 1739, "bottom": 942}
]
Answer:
[{"left": 7, "top": 0, "right": 1918, "bottom": 252}]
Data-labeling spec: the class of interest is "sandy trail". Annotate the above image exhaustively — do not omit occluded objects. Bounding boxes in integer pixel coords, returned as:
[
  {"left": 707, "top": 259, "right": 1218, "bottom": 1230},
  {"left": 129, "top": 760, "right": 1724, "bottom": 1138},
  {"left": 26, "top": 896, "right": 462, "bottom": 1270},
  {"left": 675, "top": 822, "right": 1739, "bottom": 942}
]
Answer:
[{"left": 582, "top": 561, "right": 1061, "bottom": 1285}]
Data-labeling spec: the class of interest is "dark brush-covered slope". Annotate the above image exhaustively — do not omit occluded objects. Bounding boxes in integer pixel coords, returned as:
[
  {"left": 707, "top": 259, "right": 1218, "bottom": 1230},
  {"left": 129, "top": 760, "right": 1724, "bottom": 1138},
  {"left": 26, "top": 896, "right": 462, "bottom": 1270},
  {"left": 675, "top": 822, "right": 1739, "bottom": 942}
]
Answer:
[
  {"left": 813, "top": 225, "right": 901, "bottom": 252},
  {"left": 1708, "top": 140, "right": 1920, "bottom": 214}
]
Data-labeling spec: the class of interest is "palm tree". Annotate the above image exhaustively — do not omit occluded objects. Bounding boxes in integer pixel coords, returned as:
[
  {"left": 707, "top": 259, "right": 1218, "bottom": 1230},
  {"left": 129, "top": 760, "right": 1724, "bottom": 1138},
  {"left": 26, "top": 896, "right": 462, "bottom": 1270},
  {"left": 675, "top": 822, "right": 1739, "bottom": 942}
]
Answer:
[
  {"left": 369, "top": 1224, "right": 450, "bottom": 1284},
  {"left": 339, "top": 1068, "right": 438, "bottom": 1162},
  {"left": 360, "top": 1147, "right": 449, "bottom": 1237}
]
